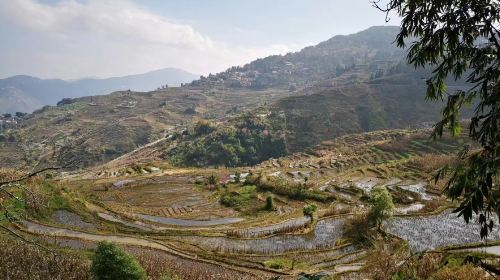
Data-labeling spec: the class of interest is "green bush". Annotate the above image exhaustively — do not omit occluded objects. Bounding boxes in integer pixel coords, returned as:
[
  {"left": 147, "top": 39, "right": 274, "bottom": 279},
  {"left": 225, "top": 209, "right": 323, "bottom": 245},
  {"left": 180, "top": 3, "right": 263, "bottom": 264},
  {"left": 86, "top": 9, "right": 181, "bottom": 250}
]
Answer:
[
  {"left": 207, "top": 174, "right": 218, "bottom": 185},
  {"left": 166, "top": 114, "right": 286, "bottom": 167},
  {"left": 254, "top": 176, "right": 332, "bottom": 202},
  {"left": 193, "top": 120, "right": 215, "bottom": 136},
  {"left": 303, "top": 204, "right": 318, "bottom": 220},
  {"left": 368, "top": 187, "right": 394, "bottom": 229},
  {"left": 219, "top": 185, "right": 256, "bottom": 209},
  {"left": 91, "top": 241, "right": 147, "bottom": 280},
  {"left": 265, "top": 196, "right": 275, "bottom": 210},
  {"left": 264, "top": 258, "right": 307, "bottom": 270}
]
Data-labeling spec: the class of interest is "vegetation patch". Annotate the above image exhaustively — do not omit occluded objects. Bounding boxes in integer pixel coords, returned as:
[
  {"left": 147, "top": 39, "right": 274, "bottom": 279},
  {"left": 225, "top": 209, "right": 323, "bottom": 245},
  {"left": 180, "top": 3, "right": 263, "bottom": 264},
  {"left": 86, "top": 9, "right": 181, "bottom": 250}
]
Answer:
[
  {"left": 263, "top": 258, "right": 308, "bottom": 270},
  {"left": 166, "top": 115, "right": 286, "bottom": 167},
  {"left": 248, "top": 175, "right": 333, "bottom": 202},
  {"left": 219, "top": 185, "right": 257, "bottom": 210}
]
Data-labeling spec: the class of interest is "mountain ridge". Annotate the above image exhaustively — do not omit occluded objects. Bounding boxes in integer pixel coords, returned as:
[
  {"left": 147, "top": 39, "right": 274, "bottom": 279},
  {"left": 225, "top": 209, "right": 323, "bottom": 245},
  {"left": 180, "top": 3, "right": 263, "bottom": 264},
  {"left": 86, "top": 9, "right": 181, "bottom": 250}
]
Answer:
[{"left": 0, "top": 68, "right": 200, "bottom": 113}]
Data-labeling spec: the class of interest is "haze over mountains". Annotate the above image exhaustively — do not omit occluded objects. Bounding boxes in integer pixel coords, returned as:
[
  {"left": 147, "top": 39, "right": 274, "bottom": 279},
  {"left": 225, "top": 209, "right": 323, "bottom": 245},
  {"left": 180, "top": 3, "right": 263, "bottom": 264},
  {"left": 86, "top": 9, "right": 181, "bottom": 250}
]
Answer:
[
  {"left": 1, "top": 26, "right": 466, "bottom": 169},
  {"left": 0, "top": 68, "right": 199, "bottom": 114},
  {"left": 191, "top": 26, "right": 405, "bottom": 89}
]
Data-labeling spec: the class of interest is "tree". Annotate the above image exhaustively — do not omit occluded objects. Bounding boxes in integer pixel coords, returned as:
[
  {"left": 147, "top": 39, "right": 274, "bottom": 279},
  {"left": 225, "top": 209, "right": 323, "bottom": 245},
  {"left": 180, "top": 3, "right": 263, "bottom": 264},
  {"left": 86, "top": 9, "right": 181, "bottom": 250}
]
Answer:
[
  {"left": 303, "top": 204, "right": 318, "bottom": 221},
  {"left": 265, "top": 195, "right": 275, "bottom": 210},
  {"left": 234, "top": 171, "right": 241, "bottom": 183},
  {"left": 91, "top": 241, "right": 146, "bottom": 280},
  {"left": 368, "top": 187, "right": 394, "bottom": 230},
  {"left": 207, "top": 174, "right": 218, "bottom": 185},
  {"left": 373, "top": 0, "right": 500, "bottom": 239},
  {"left": 193, "top": 119, "right": 214, "bottom": 136}
]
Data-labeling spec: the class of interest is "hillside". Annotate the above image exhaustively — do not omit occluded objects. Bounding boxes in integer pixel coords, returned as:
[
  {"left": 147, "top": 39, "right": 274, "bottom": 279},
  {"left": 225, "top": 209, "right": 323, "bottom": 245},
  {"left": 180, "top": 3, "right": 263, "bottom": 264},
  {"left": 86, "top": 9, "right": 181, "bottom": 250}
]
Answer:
[
  {"left": 156, "top": 64, "right": 471, "bottom": 167},
  {"left": 0, "top": 68, "right": 199, "bottom": 113},
  {"left": 0, "top": 26, "right": 470, "bottom": 169},
  {"left": 0, "top": 87, "right": 291, "bottom": 169},
  {"left": 271, "top": 69, "right": 471, "bottom": 152},
  {"left": 189, "top": 26, "right": 404, "bottom": 89}
]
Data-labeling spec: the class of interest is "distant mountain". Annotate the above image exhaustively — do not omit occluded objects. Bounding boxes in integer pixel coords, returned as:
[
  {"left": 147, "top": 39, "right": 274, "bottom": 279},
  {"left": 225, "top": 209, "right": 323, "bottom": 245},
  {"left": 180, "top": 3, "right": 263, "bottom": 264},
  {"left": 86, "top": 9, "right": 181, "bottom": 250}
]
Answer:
[
  {"left": 189, "top": 26, "right": 404, "bottom": 89},
  {"left": 0, "top": 26, "right": 470, "bottom": 169},
  {"left": 0, "top": 68, "right": 199, "bottom": 113}
]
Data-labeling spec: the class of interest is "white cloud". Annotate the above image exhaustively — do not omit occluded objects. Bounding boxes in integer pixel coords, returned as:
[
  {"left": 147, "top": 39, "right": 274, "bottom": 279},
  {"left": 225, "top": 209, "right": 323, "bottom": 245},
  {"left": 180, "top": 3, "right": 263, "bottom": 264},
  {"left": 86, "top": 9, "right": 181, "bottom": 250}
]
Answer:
[{"left": 0, "top": 0, "right": 301, "bottom": 79}]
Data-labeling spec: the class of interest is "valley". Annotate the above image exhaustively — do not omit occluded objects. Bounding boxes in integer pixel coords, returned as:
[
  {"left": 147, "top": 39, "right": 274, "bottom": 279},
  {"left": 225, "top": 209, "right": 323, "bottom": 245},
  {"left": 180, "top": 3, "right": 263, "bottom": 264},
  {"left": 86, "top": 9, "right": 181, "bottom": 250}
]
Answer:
[
  {"left": 0, "top": 25, "right": 498, "bottom": 280},
  {"left": 3, "top": 128, "right": 498, "bottom": 279}
]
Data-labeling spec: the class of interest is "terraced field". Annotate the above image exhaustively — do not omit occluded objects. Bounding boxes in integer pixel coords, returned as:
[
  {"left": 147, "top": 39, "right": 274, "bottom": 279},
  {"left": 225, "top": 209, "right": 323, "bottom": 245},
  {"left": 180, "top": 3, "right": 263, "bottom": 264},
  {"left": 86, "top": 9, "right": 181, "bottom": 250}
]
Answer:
[{"left": 8, "top": 128, "right": 499, "bottom": 279}]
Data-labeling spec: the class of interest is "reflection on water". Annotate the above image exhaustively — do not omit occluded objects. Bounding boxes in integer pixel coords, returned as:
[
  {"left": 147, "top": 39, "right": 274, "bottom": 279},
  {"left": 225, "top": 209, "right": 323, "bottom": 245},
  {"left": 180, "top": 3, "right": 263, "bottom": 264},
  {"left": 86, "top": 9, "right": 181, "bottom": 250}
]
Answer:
[
  {"left": 135, "top": 213, "right": 244, "bottom": 226},
  {"left": 177, "top": 218, "right": 345, "bottom": 254}
]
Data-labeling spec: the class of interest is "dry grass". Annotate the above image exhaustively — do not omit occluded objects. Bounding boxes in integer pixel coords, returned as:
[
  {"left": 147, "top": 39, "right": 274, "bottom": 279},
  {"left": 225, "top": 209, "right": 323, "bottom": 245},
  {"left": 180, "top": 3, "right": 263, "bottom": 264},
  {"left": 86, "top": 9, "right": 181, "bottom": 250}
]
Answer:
[
  {"left": 319, "top": 206, "right": 350, "bottom": 218},
  {"left": 375, "top": 136, "right": 412, "bottom": 154},
  {"left": 366, "top": 250, "right": 400, "bottom": 280},
  {"left": 414, "top": 253, "right": 443, "bottom": 279},
  {"left": 411, "top": 154, "right": 459, "bottom": 174},
  {"left": 433, "top": 264, "right": 493, "bottom": 280},
  {"left": 0, "top": 235, "right": 91, "bottom": 280},
  {"left": 226, "top": 219, "right": 311, "bottom": 238},
  {"left": 130, "top": 247, "right": 257, "bottom": 280},
  {"left": 343, "top": 212, "right": 371, "bottom": 245}
]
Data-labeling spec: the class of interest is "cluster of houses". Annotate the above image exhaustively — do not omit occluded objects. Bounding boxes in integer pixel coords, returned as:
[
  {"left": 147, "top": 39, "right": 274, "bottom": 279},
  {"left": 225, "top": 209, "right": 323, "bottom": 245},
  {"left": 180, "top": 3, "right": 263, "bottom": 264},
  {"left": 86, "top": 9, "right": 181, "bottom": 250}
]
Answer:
[
  {"left": 0, "top": 113, "right": 24, "bottom": 134},
  {"left": 187, "top": 60, "right": 313, "bottom": 89},
  {"left": 218, "top": 172, "right": 250, "bottom": 185}
]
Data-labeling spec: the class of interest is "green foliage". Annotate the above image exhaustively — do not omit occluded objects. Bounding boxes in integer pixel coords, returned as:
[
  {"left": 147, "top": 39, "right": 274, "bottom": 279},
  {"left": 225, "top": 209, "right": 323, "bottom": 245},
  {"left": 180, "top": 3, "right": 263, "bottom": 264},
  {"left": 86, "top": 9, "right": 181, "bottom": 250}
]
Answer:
[
  {"left": 49, "top": 194, "right": 69, "bottom": 211},
  {"left": 219, "top": 185, "right": 256, "bottom": 209},
  {"left": 193, "top": 119, "right": 215, "bottom": 136},
  {"left": 166, "top": 114, "right": 286, "bottom": 167},
  {"left": 264, "top": 258, "right": 307, "bottom": 270},
  {"left": 252, "top": 175, "right": 332, "bottom": 202},
  {"left": 234, "top": 171, "right": 241, "bottom": 183},
  {"left": 303, "top": 204, "right": 318, "bottom": 220},
  {"left": 91, "top": 241, "right": 147, "bottom": 280},
  {"left": 207, "top": 174, "right": 217, "bottom": 185},
  {"left": 265, "top": 196, "right": 275, "bottom": 210},
  {"left": 375, "top": 0, "right": 500, "bottom": 238},
  {"left": 368, "top": 187, "right": 394, "bottom": 229}
]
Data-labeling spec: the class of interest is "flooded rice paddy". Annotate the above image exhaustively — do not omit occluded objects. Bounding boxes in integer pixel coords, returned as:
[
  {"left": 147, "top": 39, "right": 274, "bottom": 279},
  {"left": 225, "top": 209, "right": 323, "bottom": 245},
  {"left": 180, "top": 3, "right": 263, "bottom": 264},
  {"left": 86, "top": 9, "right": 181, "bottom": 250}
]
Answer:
[
  {"left": 177, "top": 218, "right": 345, "bottom": 254},
  {"left": 135, "top": 213, "right": 244, "bottom": 227},
  {"left": 52, "top": 210, "right": 96, "bottom": 229},
  {"left": 230, "top": 217, "right": 310, "bottom": 238},
  {"left": 386, "top": 211, "right": 500, "bottom": 251}
]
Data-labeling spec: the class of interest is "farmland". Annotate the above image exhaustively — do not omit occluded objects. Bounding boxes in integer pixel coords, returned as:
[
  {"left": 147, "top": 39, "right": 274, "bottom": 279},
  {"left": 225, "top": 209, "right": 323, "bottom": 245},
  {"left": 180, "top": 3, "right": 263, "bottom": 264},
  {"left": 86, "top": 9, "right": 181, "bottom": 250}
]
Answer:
[{"left": 2, "top": 127, "right": 498, "bottom": 279}]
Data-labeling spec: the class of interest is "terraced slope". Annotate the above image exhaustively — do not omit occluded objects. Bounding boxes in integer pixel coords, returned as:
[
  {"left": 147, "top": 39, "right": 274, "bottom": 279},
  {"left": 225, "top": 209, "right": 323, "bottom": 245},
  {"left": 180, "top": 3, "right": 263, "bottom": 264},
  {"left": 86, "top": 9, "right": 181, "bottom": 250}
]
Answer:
[
  {"left": 5, "top": 127, "right": 498, "bottom": 280},
  {"left": 0, "top": 87, "right": 289, "bottom": 169}
]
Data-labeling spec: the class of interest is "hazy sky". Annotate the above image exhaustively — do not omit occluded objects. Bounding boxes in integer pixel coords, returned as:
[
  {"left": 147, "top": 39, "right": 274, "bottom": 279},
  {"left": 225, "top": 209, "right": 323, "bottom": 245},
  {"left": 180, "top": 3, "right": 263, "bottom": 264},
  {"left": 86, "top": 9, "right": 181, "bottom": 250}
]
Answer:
[{"left": 0, "top": 0, "right": 399, "bottom": 80}]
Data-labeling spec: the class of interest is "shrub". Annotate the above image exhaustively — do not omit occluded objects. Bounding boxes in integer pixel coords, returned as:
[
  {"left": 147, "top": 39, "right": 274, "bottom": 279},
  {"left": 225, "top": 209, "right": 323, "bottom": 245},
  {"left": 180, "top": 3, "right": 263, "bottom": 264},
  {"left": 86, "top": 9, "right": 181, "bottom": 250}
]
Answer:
[
  {"left": 207, "top": 174, "right": 218, "bottom": 185},
  {"left": 263, "top": 258, "right": 306, "bottom": 270},
  {"left": 254, "top": 175, "right": 332, "bottom": 202},
  {"left": 234, "top": 171, "right": 241, "bottom": 183},
  {"left": 374, "top": 135, "right": 412, "bottom": 154},
  {"left": 91, "top": 241, "right": 146, "bottom": 280},
  {"left": 303, "top": 204, "right": 318, "bottom": 221},
  {"left": 265, "top": 196, "right": 275, "bottom": 210},
  {"left": 193, "top": 120, "right": 215, "bottom": 136},
  {"left": 368, "top": 187, "right": 394, "bottom": 229},
  {"left": 219, "top": 185, "right": 256, "bottom": 209}
]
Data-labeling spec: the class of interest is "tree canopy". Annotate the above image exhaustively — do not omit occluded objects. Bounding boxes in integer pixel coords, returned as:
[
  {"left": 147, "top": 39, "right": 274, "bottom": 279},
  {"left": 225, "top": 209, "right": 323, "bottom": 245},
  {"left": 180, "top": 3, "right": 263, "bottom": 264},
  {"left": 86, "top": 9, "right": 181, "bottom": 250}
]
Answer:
[
  {"left": 91, "top": 241, "right": 146, "bottom": 280},
  {"left": 369, "top": 187, "right": 395, "bottom": 229},
  {"left": 373, "top": 0, "right": 500, "bottom": 238}
]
